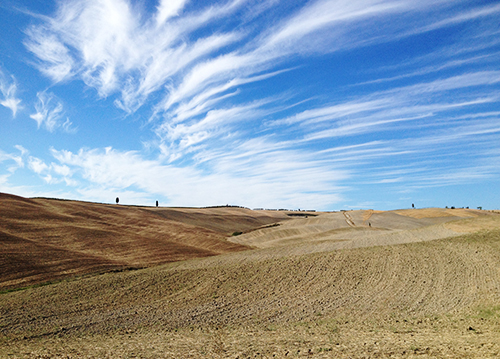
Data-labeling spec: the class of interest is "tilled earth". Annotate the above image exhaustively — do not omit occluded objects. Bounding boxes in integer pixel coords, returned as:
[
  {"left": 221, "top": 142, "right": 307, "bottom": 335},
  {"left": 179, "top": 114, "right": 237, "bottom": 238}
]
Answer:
[
  {"left": 1, "top": 228, "right": 500, "bottom": 358},
  {"left": 0, "top": 193, "right": 290, "bottom": 290}
]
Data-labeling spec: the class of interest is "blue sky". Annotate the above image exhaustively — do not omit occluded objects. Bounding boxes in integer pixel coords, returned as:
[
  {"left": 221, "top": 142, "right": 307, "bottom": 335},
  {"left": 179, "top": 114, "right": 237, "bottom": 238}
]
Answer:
[{"left": 1, "top": 0, "right": 499, "bottom": 210}]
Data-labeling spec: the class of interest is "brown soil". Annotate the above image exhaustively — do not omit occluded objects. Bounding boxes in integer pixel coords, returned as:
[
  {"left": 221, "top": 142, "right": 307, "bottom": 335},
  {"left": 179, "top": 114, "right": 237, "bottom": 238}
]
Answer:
[
  {"left": 1, "top": 194, "right": 500, "bottom": 358},
  {"left": 0, "top": 193, "right": 288, "bottom": 290}
]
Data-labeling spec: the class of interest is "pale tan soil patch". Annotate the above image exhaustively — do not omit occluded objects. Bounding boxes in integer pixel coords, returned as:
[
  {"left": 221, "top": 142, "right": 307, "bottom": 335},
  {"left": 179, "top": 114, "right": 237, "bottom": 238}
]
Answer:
[{"left": 229, "top": 209, "right": 489, "bottom": 249}]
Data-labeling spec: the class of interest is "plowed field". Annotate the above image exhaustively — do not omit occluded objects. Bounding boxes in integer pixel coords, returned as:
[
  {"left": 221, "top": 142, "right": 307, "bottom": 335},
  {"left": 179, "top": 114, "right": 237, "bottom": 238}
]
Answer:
[
  {"left": 0, "top": 193, "right": 288, "bottom": 290},
  {"left": 1, "top": 193, "right": 500, "bottom": 358}
]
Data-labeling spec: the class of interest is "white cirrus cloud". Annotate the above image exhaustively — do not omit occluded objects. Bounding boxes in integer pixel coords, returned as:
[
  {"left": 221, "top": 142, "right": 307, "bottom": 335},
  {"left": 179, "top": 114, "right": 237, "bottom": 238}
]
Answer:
[
  {"left": 30, "top": 91, "right": 75, "bottom": 132},
  {"left": 24, "top": 0, "right": 247, "bottom": 110},
  {"left": 0, "top": 69, "right": 22, "bottom": 117},
  {"left": 0, "top": 145, "right": 28, "bottom": 173},
  {"left": 155, "top": 0, "right": 188, "bottom": 25}
]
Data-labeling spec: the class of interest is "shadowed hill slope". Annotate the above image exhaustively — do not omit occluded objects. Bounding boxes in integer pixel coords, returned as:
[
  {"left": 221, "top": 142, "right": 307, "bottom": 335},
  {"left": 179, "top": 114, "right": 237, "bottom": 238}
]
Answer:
[{"left": 0, "top": 193, "right": 289, "bottom": 290}]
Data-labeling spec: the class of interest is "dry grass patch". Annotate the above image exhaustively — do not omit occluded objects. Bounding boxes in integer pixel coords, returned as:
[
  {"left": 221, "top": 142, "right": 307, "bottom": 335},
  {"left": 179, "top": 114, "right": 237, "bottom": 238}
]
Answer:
[
  {"left": 444, "top": 212, "right": 500, "bottom": 233},
  {"left": 394, "top": 207, "right": 478, "bottom": 219}
]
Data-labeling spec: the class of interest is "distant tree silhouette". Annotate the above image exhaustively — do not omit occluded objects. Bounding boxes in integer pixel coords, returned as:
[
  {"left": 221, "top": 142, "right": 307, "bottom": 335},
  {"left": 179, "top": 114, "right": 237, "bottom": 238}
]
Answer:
[
  {"left": 116, "top": 197, "right": 119, "bottom": 204},
  {"left": 156, "top": 200, "right": 158, "bottom": 207}
]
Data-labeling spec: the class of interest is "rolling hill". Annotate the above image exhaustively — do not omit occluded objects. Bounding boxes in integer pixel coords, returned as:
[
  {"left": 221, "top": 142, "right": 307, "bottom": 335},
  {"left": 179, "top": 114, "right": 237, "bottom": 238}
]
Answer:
[
  {"left": 1, "top": 193, "right": 500, "bottom": 358},
  {"left": 0, "top": 192, "right": 289, "bottom": 290}
]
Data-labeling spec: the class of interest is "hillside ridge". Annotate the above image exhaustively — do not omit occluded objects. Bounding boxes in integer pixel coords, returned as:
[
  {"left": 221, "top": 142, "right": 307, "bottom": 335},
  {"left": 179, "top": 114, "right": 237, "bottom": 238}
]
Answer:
[{"left": 0, "top": 192, "right": 289, "bottom": 290}]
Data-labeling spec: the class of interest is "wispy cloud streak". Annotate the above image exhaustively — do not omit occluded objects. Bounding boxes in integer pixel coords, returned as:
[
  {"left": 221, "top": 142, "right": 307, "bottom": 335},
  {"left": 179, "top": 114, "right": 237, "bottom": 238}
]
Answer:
[
  {"left": 30, "top": 91, "right": 75, "bottom": 132},
  {"left": 0, "top": 69, "right": 22, "bottom": 117}
]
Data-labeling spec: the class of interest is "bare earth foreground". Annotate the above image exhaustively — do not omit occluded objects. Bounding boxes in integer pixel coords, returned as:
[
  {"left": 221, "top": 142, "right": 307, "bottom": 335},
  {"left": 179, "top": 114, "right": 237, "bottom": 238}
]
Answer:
[{"left": 1, "top": 193, "right": 500, "bottom": 358}]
